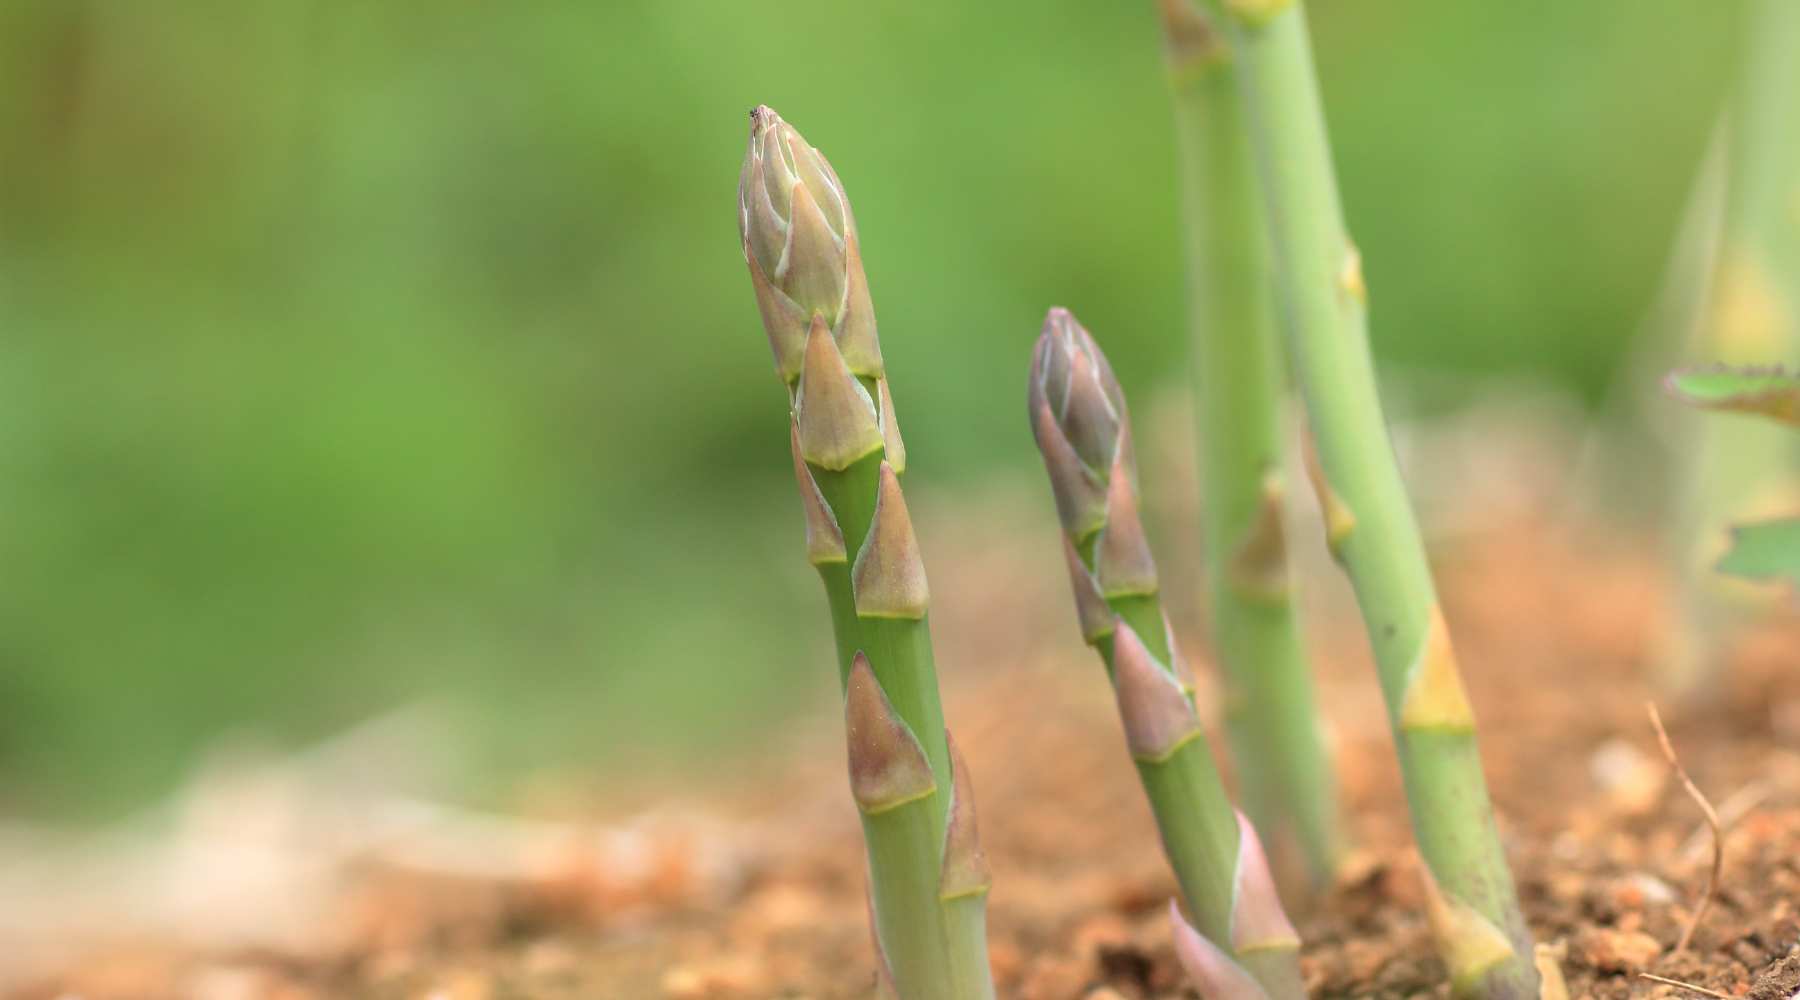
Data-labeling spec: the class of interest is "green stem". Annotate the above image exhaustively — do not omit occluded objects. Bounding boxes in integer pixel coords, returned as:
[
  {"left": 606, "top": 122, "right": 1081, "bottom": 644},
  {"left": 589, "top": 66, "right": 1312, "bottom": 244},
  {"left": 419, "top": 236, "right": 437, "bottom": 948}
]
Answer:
[
  {"left": 815, "top": 454, "right": 992, "bottom": 1000},
  {"left": 1165, "top": 2, "right": 1339, "bottom": 892},
  {"left": 1204, "top": 3, "right": 1535, "bottom": 996}
]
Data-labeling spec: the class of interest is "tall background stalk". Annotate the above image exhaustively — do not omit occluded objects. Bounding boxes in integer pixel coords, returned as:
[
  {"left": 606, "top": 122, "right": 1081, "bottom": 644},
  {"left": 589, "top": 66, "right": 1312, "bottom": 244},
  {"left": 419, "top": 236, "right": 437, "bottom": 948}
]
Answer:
[
  {"left": 1197, "top": 4, "right": 1538, "bottom": 996},
  {"left": 1156, "top": 0, "right": 1338, "bottom": 896}
]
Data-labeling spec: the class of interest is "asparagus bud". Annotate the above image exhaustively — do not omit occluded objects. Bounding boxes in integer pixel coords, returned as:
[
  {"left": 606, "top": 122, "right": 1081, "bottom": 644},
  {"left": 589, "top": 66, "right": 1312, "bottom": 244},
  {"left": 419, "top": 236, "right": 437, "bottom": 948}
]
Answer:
[
  {"left": 739, "top": 106, "right": 882, "bottom": 383},
  {"left": 1028, "top": 308, "right": 1305, "bottom": 999}
]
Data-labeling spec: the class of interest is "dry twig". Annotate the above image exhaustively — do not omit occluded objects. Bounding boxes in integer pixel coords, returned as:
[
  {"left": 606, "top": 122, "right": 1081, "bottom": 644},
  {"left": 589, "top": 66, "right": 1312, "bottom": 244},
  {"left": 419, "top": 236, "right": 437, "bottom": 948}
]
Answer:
[
  {"left": 1638, "top": 972, "right": 1732, "bottom": 998},
  {"left": 1646, "top": 701, "right": 1724, "bottom": 954}
]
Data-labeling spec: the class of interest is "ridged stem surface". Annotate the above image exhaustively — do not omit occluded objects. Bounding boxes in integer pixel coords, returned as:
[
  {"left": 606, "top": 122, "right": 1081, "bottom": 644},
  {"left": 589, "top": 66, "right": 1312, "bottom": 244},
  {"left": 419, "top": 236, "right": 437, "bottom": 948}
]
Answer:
[
  {"left": 1162, "top": 0, "right": 1339, "bottom": 892},
  {"left": 1201, "top": 4, "right": 1535, "bottom": 996}
]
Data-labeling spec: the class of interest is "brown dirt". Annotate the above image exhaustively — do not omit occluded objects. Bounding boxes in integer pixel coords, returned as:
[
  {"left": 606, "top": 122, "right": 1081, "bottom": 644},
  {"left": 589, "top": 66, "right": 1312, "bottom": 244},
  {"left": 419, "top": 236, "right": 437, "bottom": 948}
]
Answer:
[{"left": 11, "top": 498, "right": 1800, "bottom": 1000}]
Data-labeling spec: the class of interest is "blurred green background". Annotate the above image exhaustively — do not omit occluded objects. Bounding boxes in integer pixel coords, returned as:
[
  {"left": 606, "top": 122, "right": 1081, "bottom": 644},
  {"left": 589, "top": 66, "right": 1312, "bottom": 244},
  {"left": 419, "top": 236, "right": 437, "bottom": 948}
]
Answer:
[{"left": 0, "top": 1, "right": 1744, "bottom": 817}]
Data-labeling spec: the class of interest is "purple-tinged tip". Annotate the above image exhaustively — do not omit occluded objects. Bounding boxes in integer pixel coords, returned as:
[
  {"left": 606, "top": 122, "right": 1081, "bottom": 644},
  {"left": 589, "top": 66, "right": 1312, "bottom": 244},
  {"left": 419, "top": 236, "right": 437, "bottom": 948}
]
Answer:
[
  {"left": 1228, "top": 812, "right": 1301, "bottom": 954},
  {"left": 844, "top": 653, "right": 935, "bottom": 814},
  {"left": 789, "top": 419, "right": 846, "bottom": 565},
  {"left": 1111, "top": 622, "right": 1201, "bottom": 762},
  {"left": 1030, "top": 397, "right": 1108, "bottom": 539},
  {"left": 1169, "top": 900, "right": 1271, "bottom": 1000},
  {"left": 851, "top": 462, "right": 930, "bottom": 619},
  {"left": 876, "top": 377, "right": 905, "bottom": 474},
  {"left": 1094, "top": 452, "right": 1159, "bottom": 598},
  {"left": 795, "top": 315, "right": 884, "bottom": 471}
]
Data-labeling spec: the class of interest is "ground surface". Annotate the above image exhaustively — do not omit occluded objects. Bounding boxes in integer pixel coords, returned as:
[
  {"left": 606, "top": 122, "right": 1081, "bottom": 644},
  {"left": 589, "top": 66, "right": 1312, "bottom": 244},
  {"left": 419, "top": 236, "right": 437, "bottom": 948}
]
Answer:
[{"left": 10, "top": 484, "right": 1800, "bottom": 1000}]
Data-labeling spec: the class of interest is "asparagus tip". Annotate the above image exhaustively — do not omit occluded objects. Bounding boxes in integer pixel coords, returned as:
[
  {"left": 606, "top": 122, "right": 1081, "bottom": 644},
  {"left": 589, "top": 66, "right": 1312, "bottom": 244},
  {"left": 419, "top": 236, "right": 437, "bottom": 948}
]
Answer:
[{"left": 844, "top": 652, "right": 936, "bottom": 814}]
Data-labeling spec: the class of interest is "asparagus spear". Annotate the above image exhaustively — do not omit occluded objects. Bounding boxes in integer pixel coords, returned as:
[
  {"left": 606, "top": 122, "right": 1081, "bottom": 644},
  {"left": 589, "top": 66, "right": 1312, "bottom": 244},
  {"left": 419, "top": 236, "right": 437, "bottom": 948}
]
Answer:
[
  {"left": 740, "top": 106, "right": 995, "bottom": 1000},
  {"left": 1156, "top": 0, "right": 1339, "bottom": 894},
  {"left": 1193, "top": 4, "right": 1537, "bottom": 996},
  {"left": 1029, "top": 308, "right": 1304, "bottom": 1000}
]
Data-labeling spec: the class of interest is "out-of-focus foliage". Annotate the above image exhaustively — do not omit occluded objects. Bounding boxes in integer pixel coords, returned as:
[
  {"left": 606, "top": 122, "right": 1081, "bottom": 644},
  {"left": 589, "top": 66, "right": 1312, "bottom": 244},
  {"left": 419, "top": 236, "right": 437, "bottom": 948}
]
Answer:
[
  {"left": 0, "top": 1, "right": 1744, "bottom": 816},
  {"left": 1667, "top": 366, "right": 1800, "bottom": 425},
  {"left": 1717, "top": 518, "right": 1800, "bottom": 583}
]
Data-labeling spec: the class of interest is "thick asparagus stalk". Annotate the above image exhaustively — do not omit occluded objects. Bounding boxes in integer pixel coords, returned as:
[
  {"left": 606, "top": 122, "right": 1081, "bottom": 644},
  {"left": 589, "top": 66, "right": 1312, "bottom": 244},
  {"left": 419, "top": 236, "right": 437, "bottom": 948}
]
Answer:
[
  {"left": 1194, "top": 4, "right": 1537, "bottom": 996},
  {"left": 1029, "top": 308, "right": 1304, "bottom": 1000},
  {"left": 740, "top": 106, "right": 994, "bottom": 1000},
  {"left": 1156, "top": 0, "right": 1339, "bottom": 893}
]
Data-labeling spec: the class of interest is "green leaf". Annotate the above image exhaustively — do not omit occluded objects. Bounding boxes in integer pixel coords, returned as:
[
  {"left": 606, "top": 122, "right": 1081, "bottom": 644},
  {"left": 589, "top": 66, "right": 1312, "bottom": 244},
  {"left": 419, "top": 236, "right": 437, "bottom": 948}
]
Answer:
[
  {"left": 1718, "top": 517, "right": 1800, "bottom": 583},
  {"left": 1664, "top": 366, "right": 1800, "bottom": 426}
]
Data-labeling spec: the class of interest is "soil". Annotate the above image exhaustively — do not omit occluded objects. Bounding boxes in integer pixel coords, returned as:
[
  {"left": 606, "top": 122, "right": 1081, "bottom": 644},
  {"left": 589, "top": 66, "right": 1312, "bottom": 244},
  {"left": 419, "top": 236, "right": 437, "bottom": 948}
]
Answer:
[{"left": 10, "top": 488, "right": 1800, "bottom": 1000}]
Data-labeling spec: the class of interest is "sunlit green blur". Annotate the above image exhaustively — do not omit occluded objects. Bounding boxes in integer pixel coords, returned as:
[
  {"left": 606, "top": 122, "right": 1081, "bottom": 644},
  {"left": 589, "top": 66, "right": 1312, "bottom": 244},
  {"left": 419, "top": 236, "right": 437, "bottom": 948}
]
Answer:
[{"left": 0, "top": 1, "right": 1744, "bottom": 816}]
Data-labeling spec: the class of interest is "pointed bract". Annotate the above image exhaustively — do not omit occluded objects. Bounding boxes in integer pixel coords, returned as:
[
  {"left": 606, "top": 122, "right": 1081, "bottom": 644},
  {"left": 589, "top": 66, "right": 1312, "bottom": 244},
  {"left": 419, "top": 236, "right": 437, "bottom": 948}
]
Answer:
[
  {"left": 1229, "top": 472, "right": 1291, "bottom": 601},
  {"left": 1059, "top": 344, "right": 1122, "bottom": 472},
  {"left": 1169, "top": 901, "right": 1272, "bottom": 1000},
  {"left": 746, "top": 241, "right": 810, "bottom": 382},
  {"left": 938, "top": 732, "right": 992, "bottom": 901},
  {"left": 779, "top": 179, "right": 849, "bottom": 321},
  {"left": 1302, "top": 428, "right": 1356, "bottom": 557},
  {"left": 877, "top": 377, "right": 906, "bottom": 474},
  {"left": 1095, "top": 454, "right": 1160, "bottom": 597},
  {"left": 1399, "top": 605, "right": 1475, "bottom": 732},
  {"left": 789, "top": 420, "right": 847, "bottom": 564},
  {"left": 1112, "top": 622, "right": 1202, "bottom": 762},
  {"left": 835, "top": 235, "right": 884, "bottom": 377},
  {"left": 1031, "top": 398, "right": 1109, "bottom": 538},
  {"left": 853, "top": 462, "right": 931, "bottom": 619},
  {"left": 796, "top": 316, "right": 884, "bottom": 471},
  {"left": 844, "top": 653, "right": 936, "bottom": 813},
  {"left": 1419, "top": 859, "right": 1517, "bottom": 993},
  {"left": 1228, "top": 811, "right": 1301, "bottom": 954},
  {"left": 1061, "top": 535, "right": 1116, "bottom": 644}
]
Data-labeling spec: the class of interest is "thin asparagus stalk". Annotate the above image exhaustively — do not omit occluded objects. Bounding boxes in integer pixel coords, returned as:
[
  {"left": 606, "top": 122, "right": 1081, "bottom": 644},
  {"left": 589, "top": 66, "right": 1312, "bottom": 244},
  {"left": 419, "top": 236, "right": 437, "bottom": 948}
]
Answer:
[
  {"left": 739, "top": 106, "right": 995, "bottom": 1000},
  {"left": 1029, "top": 308, "right": 1304, "bottom": 1000},
  {"left": 1156, "top": 0, "right": 1339, "bottom": 893},
  {"left": 1195, "top": 4, "right": 1537, "bottom": 996}
]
